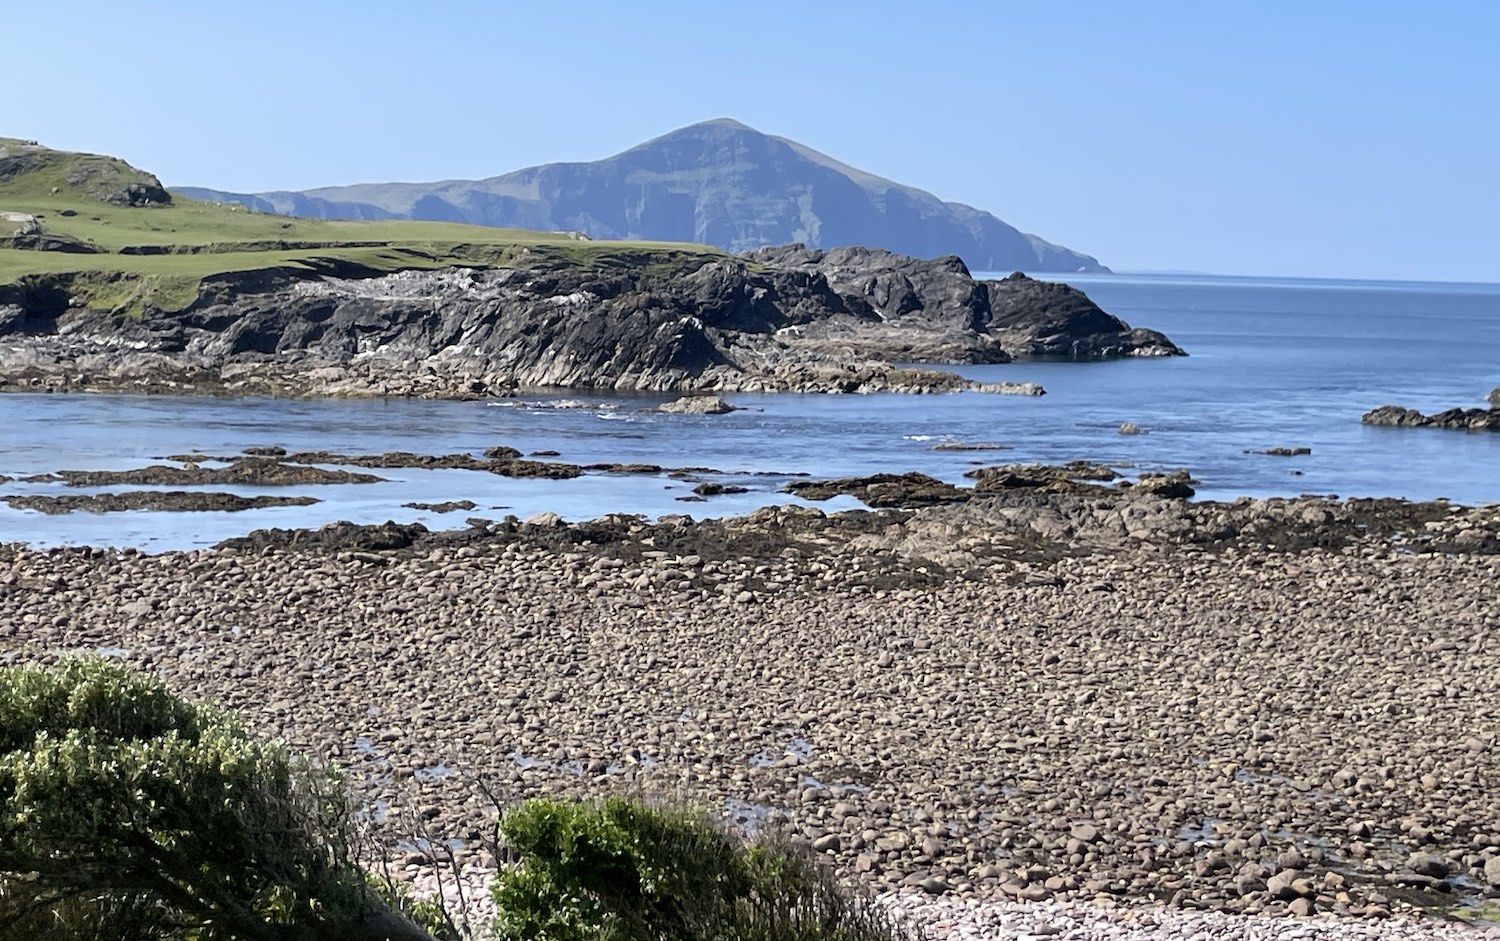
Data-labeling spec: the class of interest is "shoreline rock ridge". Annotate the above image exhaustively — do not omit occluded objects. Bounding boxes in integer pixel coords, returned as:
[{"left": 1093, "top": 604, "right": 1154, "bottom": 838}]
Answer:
[{"left": 0, "top": 244, "right": 1182, "bottom": 398}]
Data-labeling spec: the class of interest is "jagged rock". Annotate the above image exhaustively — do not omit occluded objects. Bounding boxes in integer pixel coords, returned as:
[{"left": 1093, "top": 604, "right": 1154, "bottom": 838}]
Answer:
[{"left": 985, "top": 271, "right": 1184, "bottom": 357}]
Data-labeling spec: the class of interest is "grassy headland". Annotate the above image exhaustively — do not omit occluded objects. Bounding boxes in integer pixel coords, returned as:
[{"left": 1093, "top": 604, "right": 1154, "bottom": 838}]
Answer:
[{"left": 0, "top": 137, "right": 720, "bottom": 317}]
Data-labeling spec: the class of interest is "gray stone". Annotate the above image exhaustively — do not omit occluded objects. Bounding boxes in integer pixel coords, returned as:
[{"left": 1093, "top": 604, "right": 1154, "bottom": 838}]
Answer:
[
  {"left": 1484, "top": 856, "right": 1500, "bottom": 886},
  {"left": 1408, "top": 852, "right": 1451, "bottom": 879},
  {"left": 658, "top": 395, "right": 738, "bottom": 415}
]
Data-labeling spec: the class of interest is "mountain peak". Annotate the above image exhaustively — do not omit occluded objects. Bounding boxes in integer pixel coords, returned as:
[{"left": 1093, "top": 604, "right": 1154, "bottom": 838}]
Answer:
[
  {"left": 174, "top": 124, "right": 1107, "bottom": 272},
  {"left": 688, "top": 117, "right": 756, "bottom": 132}
]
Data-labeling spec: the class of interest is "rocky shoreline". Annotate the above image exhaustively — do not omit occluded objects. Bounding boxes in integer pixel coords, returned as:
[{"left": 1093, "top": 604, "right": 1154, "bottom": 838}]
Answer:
[
  {"left": 3, "top": 485, "right": 1497, "bottom": 929},
  {"left": 0, "top": 245, "right": 1179, "bottom": 398}
]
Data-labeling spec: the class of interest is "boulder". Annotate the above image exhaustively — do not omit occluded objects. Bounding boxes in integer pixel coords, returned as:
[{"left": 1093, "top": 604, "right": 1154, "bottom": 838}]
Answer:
[
  {"left": 658, "top": 395, "right": 737, "bottom": 415},
  {"left": 1484, "top": 855, "right": 1500, "bottom": 887},
  {"left": 1133, "top": 470, "right": 1197, "bottom": 499},
  {"left": 1407, "top": 852, "right": 1451, "bottom": 879}
]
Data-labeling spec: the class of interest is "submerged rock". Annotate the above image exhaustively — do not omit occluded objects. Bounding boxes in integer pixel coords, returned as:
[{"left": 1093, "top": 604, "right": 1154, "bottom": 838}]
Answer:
[
  {"left": 402, "top": 500, "right": 479, "bottom": 514},
  {"left": 1250, "top": 446, "right": 1312, "bottom": 456}
]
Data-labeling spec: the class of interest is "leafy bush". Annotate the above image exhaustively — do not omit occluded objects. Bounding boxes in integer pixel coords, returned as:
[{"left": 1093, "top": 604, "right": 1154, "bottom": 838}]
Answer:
[
  {"left": 0, "top": 657, "right": 434, "bottom": 941},
  {"left": 492, "top": 796, "right": 921, "bottom": 941}
]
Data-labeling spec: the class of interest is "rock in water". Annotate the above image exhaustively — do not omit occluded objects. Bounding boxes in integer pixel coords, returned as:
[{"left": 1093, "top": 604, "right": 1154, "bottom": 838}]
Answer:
[
  {"left": 1363, "top": 404, "right": 1499, "bottom": 431},
  {"left": 658, "top": 395, "right": 737, "bottom": 415}
]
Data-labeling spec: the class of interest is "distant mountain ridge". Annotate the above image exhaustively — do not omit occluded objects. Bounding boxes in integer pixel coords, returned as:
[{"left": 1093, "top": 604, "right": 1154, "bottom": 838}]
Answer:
[{"left": 176, "top": 119, "right": 1107, "bottom": 273}]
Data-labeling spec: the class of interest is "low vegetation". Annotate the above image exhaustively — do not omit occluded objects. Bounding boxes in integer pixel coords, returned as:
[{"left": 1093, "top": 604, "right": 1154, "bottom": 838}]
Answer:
[
  {"left": 0, "top": 137, "right": 720, "bottom": 317},
  {"left": 0, "top": 658, "right": 433, "bottom": 941},
  {"left": 494, "top": 797, "right": 919, "bottom": 941},
  {"left": 0, "top": 658, "right": 919, "bottom": 941}
]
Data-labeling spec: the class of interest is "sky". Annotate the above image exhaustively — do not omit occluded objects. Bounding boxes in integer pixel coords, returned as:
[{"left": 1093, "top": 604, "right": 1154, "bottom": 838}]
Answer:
[{"left": 6, "top": 1, "right": 1497, "bottom": 282}]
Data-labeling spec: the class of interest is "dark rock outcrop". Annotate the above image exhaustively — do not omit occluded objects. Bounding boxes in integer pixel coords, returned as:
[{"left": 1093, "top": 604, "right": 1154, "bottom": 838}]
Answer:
[
  {"left": 0, "top": 245, "right": 1182, "bottom": 398},
  {"left": 786, "top": 473, "right": 969, "bottom": 508},
  {"left": 1362, "top": 405, "right": 1499, "bottom": 432},
  {"left": 177, "top": 119, "right": 1106, "bottom": 272},
  {"left": 985, "top": 272, "right": 1182, "bottom": 358}
]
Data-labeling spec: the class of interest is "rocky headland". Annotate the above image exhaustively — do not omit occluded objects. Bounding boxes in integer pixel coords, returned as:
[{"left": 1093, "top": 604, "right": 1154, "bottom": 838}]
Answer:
[
  {"left": 5, "top": 474, "right": 1496, "bottom": 930},
  {"left": 0, "top": 245, "right": 1179, "bottom": 398}
]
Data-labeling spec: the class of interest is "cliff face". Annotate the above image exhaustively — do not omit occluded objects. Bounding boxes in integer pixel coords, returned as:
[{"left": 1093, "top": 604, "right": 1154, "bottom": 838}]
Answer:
[
  {"left": 177, "top": 120, "right": 1108, "bottom": 273},
  {"left": 0, "top": 246, "right": 1181, "bottom": 399}
]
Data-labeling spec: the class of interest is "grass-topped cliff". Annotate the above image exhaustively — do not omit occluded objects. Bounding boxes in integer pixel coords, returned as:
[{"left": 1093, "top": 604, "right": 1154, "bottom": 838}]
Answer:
[{"left": 0, "top": 137, "right": 720, "bottom": 317}]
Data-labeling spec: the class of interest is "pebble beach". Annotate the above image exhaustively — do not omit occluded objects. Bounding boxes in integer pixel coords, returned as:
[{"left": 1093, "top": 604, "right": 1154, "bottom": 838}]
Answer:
[{"left": 2, "top": 493, "right": 1498, "bottom": 937}]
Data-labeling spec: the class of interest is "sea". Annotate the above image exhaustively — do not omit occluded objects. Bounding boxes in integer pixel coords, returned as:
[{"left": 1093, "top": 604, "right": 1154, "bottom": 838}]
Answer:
[{"left": 2, "top": 272, "right": 1496, "bottom": 552}]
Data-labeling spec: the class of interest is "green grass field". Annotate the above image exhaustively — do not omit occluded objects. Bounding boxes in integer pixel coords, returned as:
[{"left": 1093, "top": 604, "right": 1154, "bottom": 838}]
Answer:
[{"left": 0, "top": 137, "right": 720, "bottom": 316}]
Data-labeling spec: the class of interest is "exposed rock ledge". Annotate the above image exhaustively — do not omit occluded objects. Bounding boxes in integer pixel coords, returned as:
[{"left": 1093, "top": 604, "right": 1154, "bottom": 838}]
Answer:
[
  {"left": 1362, "top": 403, "right": 1500, "bottom": 432},
  {"left": 0, "top": 244, "right": 1182, "bottom": 398}
]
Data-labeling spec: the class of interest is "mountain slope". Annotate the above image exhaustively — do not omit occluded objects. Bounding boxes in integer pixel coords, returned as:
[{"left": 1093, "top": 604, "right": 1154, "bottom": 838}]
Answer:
[{"left": 177, "top": 119, "right": 1107, "bottom": 272}]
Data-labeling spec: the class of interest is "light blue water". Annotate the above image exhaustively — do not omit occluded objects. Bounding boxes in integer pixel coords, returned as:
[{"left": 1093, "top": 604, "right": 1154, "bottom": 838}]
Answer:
[{"left": 1, "top": 273, "right": 1495, "bottom": 550}]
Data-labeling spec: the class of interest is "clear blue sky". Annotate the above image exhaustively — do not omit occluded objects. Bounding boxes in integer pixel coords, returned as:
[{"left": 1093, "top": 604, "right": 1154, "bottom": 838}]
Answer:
[{"left": 7, "top": 1, "right": 1497, "bottom": 281}]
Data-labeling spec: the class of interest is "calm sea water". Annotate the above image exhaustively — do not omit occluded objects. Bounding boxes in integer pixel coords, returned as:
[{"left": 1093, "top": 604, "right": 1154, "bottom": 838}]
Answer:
[{"left": 2, "top": 273, "right": 1496, "bottom": 551}]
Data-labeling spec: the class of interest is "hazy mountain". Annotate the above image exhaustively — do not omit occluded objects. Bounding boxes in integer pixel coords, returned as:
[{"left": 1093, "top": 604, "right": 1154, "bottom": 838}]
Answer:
[{"left": 176, "top": 119, "right": 1107, "bottom": 272}]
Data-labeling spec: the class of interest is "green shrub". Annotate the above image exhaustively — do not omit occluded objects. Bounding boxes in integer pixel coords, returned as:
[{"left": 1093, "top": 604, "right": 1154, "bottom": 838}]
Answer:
[
  {"left": 492, "top": 796, "right": 921, "bottom": 941},
  {"left": 0, "top": 657, "right": 435, "bottom": 941}
]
